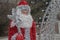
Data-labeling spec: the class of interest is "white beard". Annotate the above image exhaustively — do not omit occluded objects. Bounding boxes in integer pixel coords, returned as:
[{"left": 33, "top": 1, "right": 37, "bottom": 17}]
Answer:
[{"left": 16, "top": 12, "right": 33, "bottom": 28}]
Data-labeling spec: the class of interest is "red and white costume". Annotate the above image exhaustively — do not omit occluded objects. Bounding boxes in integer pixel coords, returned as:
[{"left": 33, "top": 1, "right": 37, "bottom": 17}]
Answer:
[{"left": 8, "top": 0, "right": 36, "bottom": 40}]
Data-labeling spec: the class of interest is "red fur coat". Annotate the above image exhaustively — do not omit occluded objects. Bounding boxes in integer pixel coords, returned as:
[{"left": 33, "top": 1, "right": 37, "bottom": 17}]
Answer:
[{"left": 8, "top": 21, "right": 36, "bottom": 40}]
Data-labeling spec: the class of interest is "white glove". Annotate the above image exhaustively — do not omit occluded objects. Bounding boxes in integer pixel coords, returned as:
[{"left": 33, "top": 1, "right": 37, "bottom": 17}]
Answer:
[
  {"left": 7, "top": 8, "right": 16, "bottom": 20},
  {"left": 7, "top": 15, "right": 16, "bottom": 21},
  {"left": 7, "top": 15, "right": 12, "bottom": 20}
]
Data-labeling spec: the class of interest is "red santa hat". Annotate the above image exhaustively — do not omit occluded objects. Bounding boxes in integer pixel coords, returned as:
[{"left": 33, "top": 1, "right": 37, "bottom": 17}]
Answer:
[
  {"left": 17, "top": 0, "right": 31, "bottom": 12},
  {"left": 18, "top": 0, "right": 28, "bottom": 6}
]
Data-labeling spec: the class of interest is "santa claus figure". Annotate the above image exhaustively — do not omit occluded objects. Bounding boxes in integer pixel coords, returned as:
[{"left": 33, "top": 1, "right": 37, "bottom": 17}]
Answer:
[{"left": 8, "top": 0, "right": 36, "bottom": 40}]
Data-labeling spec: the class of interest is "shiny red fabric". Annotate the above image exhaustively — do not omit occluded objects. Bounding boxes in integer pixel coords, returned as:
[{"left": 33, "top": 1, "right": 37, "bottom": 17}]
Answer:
[
  {"left": 16, "top": 33, "right": 24, "bottom": 40},
  {"left": 8, "top": 21, "right": 36, "bottom": 40}
]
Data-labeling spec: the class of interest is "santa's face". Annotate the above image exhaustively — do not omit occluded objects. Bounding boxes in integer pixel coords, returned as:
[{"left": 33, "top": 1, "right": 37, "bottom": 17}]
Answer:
[
  {"left": 21, "top": 9, "right": 29, "bottom": 15},
  {"left": 16, "top": 7, "right": 33, "bottom": 28}
]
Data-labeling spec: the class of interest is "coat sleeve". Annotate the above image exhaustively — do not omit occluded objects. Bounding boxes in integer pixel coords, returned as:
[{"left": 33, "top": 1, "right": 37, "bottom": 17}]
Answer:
[
  {"left": 8, "top": 20, "right": 18, "bottom": 40},
  {"left": 30, "top": 21, "right": 36, "bottom": 40}
]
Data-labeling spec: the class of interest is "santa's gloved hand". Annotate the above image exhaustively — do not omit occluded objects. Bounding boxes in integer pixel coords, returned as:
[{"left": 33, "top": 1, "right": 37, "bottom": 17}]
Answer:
[
  {"left": 7, "top": 15, "right": 12, "bottom": 20},
  {"left": 7, "top": 15, "right": 16, "bottom": 21}
]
